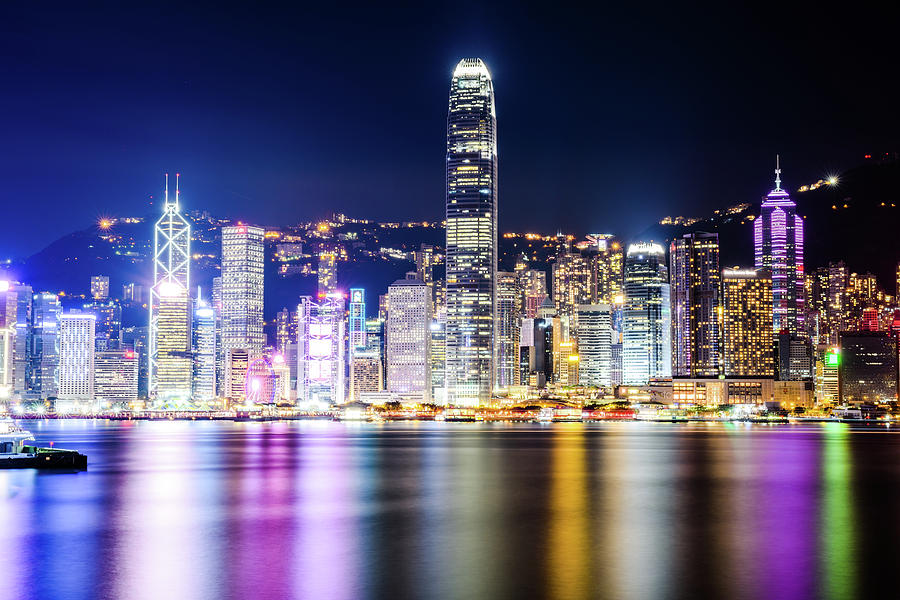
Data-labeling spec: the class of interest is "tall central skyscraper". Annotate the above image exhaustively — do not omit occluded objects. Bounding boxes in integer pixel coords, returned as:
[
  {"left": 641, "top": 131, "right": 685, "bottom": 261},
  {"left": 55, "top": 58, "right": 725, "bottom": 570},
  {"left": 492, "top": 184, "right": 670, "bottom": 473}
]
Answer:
[
  {"left": 754, "top": 157, "right": 805, "bottom": 336},
  {"left": 445, "top": 57, "right": 497, "bottom": 406},
  {"left": 148, "top": 174, "right": 192, "bottom": 402}
]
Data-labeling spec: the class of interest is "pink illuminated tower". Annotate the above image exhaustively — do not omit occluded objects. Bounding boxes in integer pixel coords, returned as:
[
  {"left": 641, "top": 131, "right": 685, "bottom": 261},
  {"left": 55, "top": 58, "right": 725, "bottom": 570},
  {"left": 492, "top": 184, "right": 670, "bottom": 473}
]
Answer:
[{"left": 754, "top": 156, "right": 805, "bottom": 337}]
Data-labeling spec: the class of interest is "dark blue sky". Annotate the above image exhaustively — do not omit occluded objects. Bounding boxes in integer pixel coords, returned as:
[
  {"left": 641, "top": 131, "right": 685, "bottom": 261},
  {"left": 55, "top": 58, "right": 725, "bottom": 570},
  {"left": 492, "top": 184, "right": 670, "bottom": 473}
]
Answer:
[{"left": 2, "top": 1, "right": 898, "bottom": 258}]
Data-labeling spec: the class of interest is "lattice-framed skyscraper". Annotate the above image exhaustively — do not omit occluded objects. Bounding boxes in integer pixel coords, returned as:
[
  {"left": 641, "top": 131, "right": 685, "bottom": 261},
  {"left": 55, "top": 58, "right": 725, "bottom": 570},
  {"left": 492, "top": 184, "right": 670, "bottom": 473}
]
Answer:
[{"left": 148, "top": 174, "right": 192, "bottom": 402}]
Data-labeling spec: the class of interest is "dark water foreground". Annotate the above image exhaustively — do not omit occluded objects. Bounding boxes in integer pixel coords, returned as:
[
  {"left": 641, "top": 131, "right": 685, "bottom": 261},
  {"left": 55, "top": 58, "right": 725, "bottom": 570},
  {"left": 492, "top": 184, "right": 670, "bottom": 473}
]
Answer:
[{"left": 2, "top": 419, "right": 898, "bottom": 600}]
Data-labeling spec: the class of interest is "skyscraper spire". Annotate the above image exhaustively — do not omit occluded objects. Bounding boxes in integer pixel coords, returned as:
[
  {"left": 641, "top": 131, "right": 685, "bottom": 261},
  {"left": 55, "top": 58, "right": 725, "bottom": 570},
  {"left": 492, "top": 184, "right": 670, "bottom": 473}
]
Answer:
[
  {"left": 164, "top": 173, "right": 169, "bottom": 207},
  {"left": 175, "top": 173, "right": 180, "bottom": 211},
  {"left": 774, "top": 154, "right": 782, "bottom": 192}
]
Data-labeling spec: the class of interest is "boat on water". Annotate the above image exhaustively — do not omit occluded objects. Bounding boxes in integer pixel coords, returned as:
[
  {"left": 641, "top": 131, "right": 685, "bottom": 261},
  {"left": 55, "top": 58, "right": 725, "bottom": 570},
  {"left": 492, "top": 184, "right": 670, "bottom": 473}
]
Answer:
[{"left": 0, "top": 419, "right": 87, "bottom": 470}]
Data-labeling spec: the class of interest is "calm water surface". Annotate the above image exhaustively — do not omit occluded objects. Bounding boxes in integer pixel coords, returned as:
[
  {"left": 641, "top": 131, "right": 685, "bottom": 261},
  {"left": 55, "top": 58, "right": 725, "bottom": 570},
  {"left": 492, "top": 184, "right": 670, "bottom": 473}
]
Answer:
[{"left": 1, "top": 419, "right": 899, "bottom": 599}]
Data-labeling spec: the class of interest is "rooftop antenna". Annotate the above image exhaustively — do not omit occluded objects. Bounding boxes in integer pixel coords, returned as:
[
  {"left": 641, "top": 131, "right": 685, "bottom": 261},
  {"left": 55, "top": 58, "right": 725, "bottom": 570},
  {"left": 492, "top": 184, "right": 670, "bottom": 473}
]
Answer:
[
  {"left": 175, "top": 173, "right": 180, "bottom": 210},
  {"left": 164, "top": 173, "right": 169, "bottom": 206},
  {"left": 774, "top": 155, "right": 782, "bottom": 192}
]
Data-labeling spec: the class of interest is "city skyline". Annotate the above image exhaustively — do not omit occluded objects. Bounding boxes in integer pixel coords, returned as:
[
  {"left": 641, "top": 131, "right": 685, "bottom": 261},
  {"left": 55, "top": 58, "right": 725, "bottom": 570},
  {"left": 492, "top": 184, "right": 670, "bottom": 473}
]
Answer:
[{"left": 1, "top": 52, "right": 900, "bottom": 413}]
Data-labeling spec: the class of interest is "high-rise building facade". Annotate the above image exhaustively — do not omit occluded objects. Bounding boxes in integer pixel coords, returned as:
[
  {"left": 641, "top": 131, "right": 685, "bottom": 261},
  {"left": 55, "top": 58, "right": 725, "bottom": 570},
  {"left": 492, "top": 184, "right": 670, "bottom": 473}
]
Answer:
[
  {"left": 622, "top": 243, "right": 671, "bottom": 385},
  {"left": 445, "top": 57, "right": 497, "bottom": 406},
  {"left": 0, "top": 321, "right": 11, "bottom": 401},
  {"left": 58, "top": 313, "right": 96, "bottom": 402},
  {"left": 94, "top": 350, "right": 139, "bottom": 407},
  {"left": 754, "top": 159, "right": 805, "bottom": 336},
  {"left": 90, "top": 275, "right": 110, "bottom": 300},
  {"left": 825, "top": 261, "right": 848, "bottom": 344},
  {"left": 430, "top": 308, "right": 447, "bottom": 404},
  {"left": 517, "top": 267, "right": 548, "bottom": 319},
  {"left": 350, "top": 351, "right": 383, "bottom": 401},
  {"left": 722, "top": 268, "right": 774, "bottom": 377},
  {"left": 225, "top": 348, "right": 249, "bottom": 400},
  {"left": 297, "top": 294, "right": 346, "bottom": 405},
  {"left": 349, "top": 288, "right": 367, "bottom": 355},
  {"left": 11, "top": 283, "right": 33, "bottom": 395},
  {"left": 815, "top": 346, "right": 839, "bottom": 404},
  {"left": 317, "top": 253, "right": 337, "bottom": 296},
  {"left": 275, "top": 308, "right": 295, "bottom": 355},
  {"left": 387, "top": 278, "right": 431, "bottom": 401},
  {"left": 670, "top": 232, "right": 721, "bottom": 377},
  {"left": 149, "top": 174, "right": 192, "bottom": 401},
  {"left": 192, "top": 297, "right": 217, "bottom": 402},
  {"left": 495, "top": 271, "right": 521, "bottom": 390},
  {"left": 552, "top": 249, "right": 591, "bottom": 320},
  {"left": 0, "top": 283, "right": 19, "bottom": 400},
  {"left": 576, "top": 304, "right": 614, "bottom": 388},
  {"left": 839, "top": 331, "right": 898, "bottom": 403},
  {"left": 221, "top": 225, "right": 265, "bottom": 364},
  {"left": 31, "top": 292, "right": 61, "bottom": 399},
  {"left": 589, "top": 235, "right": 624, "bottom": 305},
  {"left": 84, "top": 299, "right": 121, "bottom": 351}
]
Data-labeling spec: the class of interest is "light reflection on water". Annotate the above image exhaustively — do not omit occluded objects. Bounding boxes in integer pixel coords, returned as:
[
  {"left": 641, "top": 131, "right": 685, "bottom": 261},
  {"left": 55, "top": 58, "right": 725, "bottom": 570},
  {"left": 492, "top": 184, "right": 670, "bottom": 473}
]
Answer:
[{"left": 1, "top": 420, "right": 898, "bottom": 599}]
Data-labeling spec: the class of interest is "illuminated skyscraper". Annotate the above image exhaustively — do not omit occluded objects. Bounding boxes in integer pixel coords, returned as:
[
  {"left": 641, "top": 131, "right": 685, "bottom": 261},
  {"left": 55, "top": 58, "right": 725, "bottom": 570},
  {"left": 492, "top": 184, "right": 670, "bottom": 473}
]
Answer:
[
  {"left": 445, "top": 57, "right": 497, "bottom": 406},
  {"left": 58, "top": 313, "right": 96, "bottom": 403},
  {"left": 0, "top": 282, "right": 20, "bottom": 400},
  {"left": 349, "top": 288, "right": 367, "bottom": 355},
  {"left": 670, "top": 232, "right": 721, "bottom": 377},
  {"left": 10, "top": 283, "right": 33, "bottom": 396},
  {"left": 297, "top": 294, "right": 345, "bottom": 405},
  {"left": 589, "top": 235, "right": 624, "bottom": 305},
  {"left": 94, "top": 350, "right": 139, "bottom": 408},
  {"left": 350, "top": 351, "right": 383, "bottom": 401},
  {"left": 0, "top": 320, "right": 11, "bottom": 401},
  {"left": 148, "top": 174, "right": 192, "bottom": 401},
  {"left": 495, "top": 271, "right": 521, "bottom": 390},
  {"left": 552, "top": 248, "right": 591, "bottom": 321},
  {"left": 825, "top": 261, "right": 848, "bottom": 343},
  {"left": 721, "top": 268, "right": 774, "bottom": 377},
  {"left": 192, "top": 295, "right": 216, "bottom": 402},
  {"left": 576, "top": 303, "right": 614, "bottom": 388},
  {"left": 90, "top": 275, "right": 110, "bottom": 300},
  {"left": 225, "top": 348, "right": 249, "bottom": 400},
  {"left": 754, "top": 157, "right": 804, "bottom": 336},
  {"left": 275, "top": 308, "right": 294, "bottom": 354},
  {"left": 84, "top": 298, "right": 121, "bottom": 351},
  {"left": 517, "top": 266, "right": 548, "bottom": 319},
  {"left": 622, "top": 243, "right": 670, "bottom": 385},
  {"left": 221, "top": 225, "right": 265, "bottom": 367},
  {"left": 387, "top": 278, "right": 431, "bottom": 401},
  {"left": 31, "top": 292, "right": 60, "bottom": 399},
  {"left": 317, "top": 253, "right": 337, "bottom": 296},
  {"left": 815, "top": 347, "right": 839, "bottom": 404},
  {"left": 430, "top": 308, "right": 447, "bottom": 404},
  {"left": 416, "top": 243, "right": 436, "bottom": 296},
  {"left": 839, "top": 331, "right": 898, "bottom": 403}
]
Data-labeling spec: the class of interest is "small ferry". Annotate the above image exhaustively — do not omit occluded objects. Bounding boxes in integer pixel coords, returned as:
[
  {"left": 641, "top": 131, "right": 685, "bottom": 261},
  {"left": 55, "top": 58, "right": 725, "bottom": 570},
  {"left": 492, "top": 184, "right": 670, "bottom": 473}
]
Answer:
[{"left": 0, "top": 419, "right": 87, "bottom": 470}]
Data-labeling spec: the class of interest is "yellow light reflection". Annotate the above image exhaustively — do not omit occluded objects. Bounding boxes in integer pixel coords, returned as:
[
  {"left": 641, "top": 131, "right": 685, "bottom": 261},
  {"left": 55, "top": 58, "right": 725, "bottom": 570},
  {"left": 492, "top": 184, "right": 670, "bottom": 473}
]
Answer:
[{"left": 547, "top": 424, "right": 591, "bottom": 598}]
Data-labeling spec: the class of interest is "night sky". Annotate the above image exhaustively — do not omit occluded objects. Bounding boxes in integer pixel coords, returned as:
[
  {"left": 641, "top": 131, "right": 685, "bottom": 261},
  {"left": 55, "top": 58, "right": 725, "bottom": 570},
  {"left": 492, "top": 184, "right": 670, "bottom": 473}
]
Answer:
[{"left": 2, "top": 1, "right": 898, "bottom": 258}]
